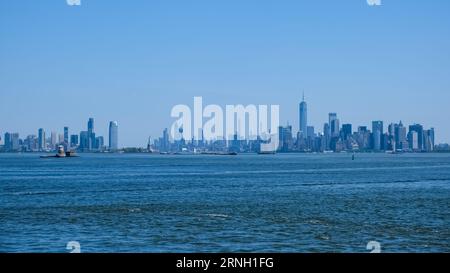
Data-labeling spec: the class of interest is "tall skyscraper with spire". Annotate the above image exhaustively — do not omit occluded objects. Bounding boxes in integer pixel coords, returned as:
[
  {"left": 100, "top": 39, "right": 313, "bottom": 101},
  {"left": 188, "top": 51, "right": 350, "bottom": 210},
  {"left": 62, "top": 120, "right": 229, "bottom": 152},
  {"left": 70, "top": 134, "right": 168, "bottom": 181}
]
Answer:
[{"left": 299, "top": 93, "right": 307, "bottom": 138}]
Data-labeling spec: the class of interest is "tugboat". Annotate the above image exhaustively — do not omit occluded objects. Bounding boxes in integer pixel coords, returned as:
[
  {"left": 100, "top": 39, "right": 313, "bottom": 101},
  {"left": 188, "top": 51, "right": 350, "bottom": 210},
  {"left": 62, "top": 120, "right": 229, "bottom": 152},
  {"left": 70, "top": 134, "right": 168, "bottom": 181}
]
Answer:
[
  {"left": 40, "top": 145, "right": 78, "bottom": 158},
  {"left": 56, "top": 145, "right": 66, "bottom": 157}
]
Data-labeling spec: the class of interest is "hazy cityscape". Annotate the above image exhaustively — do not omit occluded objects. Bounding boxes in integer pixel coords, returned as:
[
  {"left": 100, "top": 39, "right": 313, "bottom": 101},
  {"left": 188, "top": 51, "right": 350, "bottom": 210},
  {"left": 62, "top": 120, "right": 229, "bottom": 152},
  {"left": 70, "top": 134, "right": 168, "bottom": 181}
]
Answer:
[{"left": 1, "top": 97, "right": 449, "bottom": 154}]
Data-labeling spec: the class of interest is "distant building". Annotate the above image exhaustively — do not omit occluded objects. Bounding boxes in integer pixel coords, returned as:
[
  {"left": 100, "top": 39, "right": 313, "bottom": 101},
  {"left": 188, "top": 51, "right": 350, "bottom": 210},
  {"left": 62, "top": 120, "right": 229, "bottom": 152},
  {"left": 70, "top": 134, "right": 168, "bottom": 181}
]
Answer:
[
  {"left": 410, "top": 131, "right": 419, "bottom": 150},
  {"left": 388, "top": 123, "right": 396, "bottom": 151},
  {"left": 79, "top": 131, "right": 89, "bottom": 151},
  {"left": 296, "top": 131, "right": 306, "bottom": 151},
  {"left": 38, "top": 128, "right": 46, "bottom": 151},
  {"left": 88, "top": 118, "right": 94, "bottom": 151},
  {"left": 70, "top": 134, "right": 79, "bottom": 148},
  {"left": 11, "top": 133, "right": 20, "bottom": 151},
  {"left": 329, "top": 113, "right": 340, "bottom": 137},
  {"left": 161, "top": 128, "right": 170, "bottom": 152},
  {"left": 4, "top": 133, "right": 11, "bottom": 151},
  {"left": 395, "top": 121, "right": 408, "bottom": 150},
  {"left": 356, "top": 126, "right": 371, "bottom": 150},
  {"left": 299, "top": 94, "right": 307, "bottom": 138},
  {"left": 64, "top": 127, "right": 69, "bottom": 144},
  {"left": 372, "top": 121, "right": 383, "bottom": 151},
  {"left": 435, "top": 143, "right": 450, "bottom": 151},
  {"left": 278, "top": 125, "right": 293, "bottom": 152},
  {"left": 342, "top": 124, "right": 352, "bottom": 140},
  {"left": 109, "top": 121, "right": 119, "bottom": 151},
  {"left": 24, "top": 135, "right": 38, "bottom": 151},
  {"left": 409, "top": 124, "right": 424, "bottom": 151},
  {"left": 96, "top": 136, "right": 104, "bottom": 150},
  {"left": 328, "top": 113, "right": 337, "bottom": 126},
  {"left": 306, "top": 126, "right": 315, "bottom": 139},
  {"left": 424, "top": 128, "right": 435, "bottom": 152},
  {"left": 323, "top": 123, "right": 331, "bottom": 150},
  {"left": 381, "top": 133, "right": 389, "bottom": 151}
]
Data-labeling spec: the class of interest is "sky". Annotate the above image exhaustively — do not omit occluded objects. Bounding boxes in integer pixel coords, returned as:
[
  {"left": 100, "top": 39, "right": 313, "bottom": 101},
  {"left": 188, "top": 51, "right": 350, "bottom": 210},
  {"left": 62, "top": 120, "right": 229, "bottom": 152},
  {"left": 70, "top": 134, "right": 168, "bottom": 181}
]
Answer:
[{"left": 1, "top": 0, "right": 449, "bottom": 147}]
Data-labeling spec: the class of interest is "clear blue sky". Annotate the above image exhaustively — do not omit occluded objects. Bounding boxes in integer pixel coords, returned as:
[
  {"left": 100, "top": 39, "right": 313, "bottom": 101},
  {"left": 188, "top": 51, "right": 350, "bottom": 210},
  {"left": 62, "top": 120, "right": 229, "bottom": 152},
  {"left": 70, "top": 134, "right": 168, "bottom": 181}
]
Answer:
[{"left": 1, "top": 0, "right": 449, "bottom": 147}]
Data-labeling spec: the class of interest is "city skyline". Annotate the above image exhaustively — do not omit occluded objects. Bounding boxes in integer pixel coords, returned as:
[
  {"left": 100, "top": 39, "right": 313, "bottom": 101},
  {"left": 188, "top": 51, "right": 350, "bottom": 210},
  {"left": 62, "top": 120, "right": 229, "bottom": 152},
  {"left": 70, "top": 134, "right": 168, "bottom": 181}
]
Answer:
[
  {"left": 1, "top": 118, "right": 119, "bottom": 152},
  {"left": 1, "top": 1, "right": 450, "bottom": 146},
  {"left": 0, "top": 95, "right": 446, "bottom": 153},
  {"left": 2, "top": 1, "right": 450, "bottom": 258}
]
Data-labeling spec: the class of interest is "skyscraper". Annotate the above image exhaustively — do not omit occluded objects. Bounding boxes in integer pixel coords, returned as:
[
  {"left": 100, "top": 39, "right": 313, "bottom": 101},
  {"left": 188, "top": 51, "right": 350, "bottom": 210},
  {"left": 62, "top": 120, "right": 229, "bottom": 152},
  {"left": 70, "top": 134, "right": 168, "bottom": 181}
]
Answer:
[
  {"left": 323, "top": 123, "right": 331, "bottom": 150},
  {"left": 79, "top": 131, "right": 89, "bottom": 151},
  {"left": 162, "top": 128, "right": 170, "bottom": 152},
  {"left": 410, "top": 131, "right": 419, "bottom": 150},
  {"left": 329, "top": 113, "right": 337, "bottom": 127},
  {"left": 4, "top": 133, "right": 11, "bottom": 151},
  {"left": 96, "top": 136, "right": 104, "bottom": 150},
  {"left": 424, "top": 128, "right": 435, "bottom": 152},
  {"left": 299, "top": 93, "right": 307, "bottom": 138},
  {"left": 64, "top": 127, "right": 69, "bottom": 144},
  {"left": 278, "top": 125, "right": 293, "bottom": 152},
  {"left": 342, "top": 124, "right": 352, "bottom": 140},
  {"left": 11, "top": 133, "right": 20, "bottom": 151},
  {"left": 307, "top": 126, "right": 315, "bottom": 139},
  {"left": 388, "top": 123, "right": 396, "bottom": 151},
  {"left": 372, "top": 121, "right": 384, "bottom": 151},
  {"left": 70, "top": 135, "right": 79, "bottom": 148},
  {"left": 24, "top": 135, "right": 37, "bottom": 152},
  {"left": 329, "top": 113, "right": 339, "bottom": 137},
  {"left": 88, "top": 118, "right": 94, "bottom": 151},
  {"left": 429, "top": 128, "right": 435, "bottom": 148},
  {"left": 88, "top": 118, "right": 94, "bottom": 132},
  {"left": 395, "top": 121, "right": 408, "bottom": 150},
  {"left": 409, "top": 124, "right": 424, "bottom": 151},
  {"left": 38, "top": 128, "right": 46, "bottom": 151},
  {"left": 109, "top": 121, "right": 119, "bottom": 151},
  {"left": 331, "top": 119, "right": 340, "bottom": 137},
  {"left": 356, "top": 126, "right": 371, "bottom": 150}
]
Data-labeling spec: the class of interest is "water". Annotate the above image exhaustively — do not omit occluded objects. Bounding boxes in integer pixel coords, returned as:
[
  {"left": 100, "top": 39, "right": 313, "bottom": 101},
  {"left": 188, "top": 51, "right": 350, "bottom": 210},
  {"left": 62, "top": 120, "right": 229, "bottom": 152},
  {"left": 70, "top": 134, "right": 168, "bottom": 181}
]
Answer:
[{"left": 0, "top": 153, "right": 449, "bottom": 253}]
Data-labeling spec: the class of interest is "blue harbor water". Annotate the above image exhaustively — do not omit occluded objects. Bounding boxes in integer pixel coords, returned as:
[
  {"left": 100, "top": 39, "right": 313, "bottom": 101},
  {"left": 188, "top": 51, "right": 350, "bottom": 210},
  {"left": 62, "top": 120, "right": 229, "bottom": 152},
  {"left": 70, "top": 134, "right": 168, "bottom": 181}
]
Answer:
[{"left": 0, "top": 153, "right": 449, "bottom": 253}]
